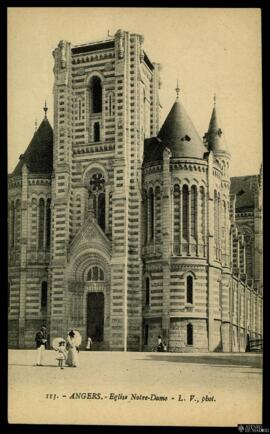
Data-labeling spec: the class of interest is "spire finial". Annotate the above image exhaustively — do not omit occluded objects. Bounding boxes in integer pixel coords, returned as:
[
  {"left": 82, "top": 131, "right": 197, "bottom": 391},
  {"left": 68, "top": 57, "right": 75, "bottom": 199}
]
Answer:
[
  {"left": 43, "top": 100, "right": 48, "bottom": 118},
  {"left": 213, "top": 93, "right": 216, "bottom": 106},
  {"left": 34, "top": 118, "right": 38, "bottom": 132},
  {"left": 175, "top": 80, "right": 180, "bottom": 100}
]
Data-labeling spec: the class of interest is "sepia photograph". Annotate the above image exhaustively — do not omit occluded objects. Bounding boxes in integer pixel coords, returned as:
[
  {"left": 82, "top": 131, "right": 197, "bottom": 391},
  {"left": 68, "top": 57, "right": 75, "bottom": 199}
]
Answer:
[{"left": 7, "top": 7, "right": 263, "bottom": 427}]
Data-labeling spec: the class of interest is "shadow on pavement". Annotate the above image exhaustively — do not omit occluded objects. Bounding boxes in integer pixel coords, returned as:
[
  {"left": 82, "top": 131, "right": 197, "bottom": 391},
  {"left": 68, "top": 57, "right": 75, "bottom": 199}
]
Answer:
[
  {"left": 140, "top": 354, "right": 262, "bottom": 369},
  {"left": 9, "top": 364, "right": 70, "bottom": 368}
]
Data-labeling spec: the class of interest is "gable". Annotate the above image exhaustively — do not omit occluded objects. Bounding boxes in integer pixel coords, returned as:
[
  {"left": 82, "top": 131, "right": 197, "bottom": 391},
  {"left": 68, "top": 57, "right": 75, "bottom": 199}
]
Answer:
[{"left": 69, "top": 216, "right": 111, "bottom": 259}]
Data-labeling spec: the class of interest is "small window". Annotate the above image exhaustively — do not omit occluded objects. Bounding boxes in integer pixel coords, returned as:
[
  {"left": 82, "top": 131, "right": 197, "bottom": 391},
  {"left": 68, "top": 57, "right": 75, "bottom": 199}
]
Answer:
[
  {"left": 108, "top": 94, "right": 113, "bottom": 116},
  {"left": 187, "top": 275, "right": 193, "bottom": 304},
  {"left": 145, "top": 277, "right": 150, "bottom": 306},
  {"left": 41, "top": 281, "right": 47, "bottom": 309},
  {"left": 78, "top": 99, "right": 82, "bottom": 120},
  {"left": 94, "top": 122, "right": 100, "bottom": 142},
  {"left": 187, "top": 323, "right": 193, "bottom": 345},
  {"left": 91, "top": 76, "right": 102, "bottom": 113}
]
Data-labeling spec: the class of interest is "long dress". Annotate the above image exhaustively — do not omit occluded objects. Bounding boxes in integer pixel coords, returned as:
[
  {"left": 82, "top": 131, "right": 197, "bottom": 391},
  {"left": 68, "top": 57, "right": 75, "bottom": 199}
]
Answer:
[{"left": 66, "top": 337, "right": 79, "bottom": 367}]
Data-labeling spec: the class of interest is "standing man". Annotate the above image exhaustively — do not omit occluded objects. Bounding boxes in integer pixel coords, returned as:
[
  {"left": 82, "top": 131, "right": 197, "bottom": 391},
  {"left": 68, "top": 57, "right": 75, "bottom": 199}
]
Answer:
[{"left": 35, "top": 325, "right": 47, "bottom": 366}]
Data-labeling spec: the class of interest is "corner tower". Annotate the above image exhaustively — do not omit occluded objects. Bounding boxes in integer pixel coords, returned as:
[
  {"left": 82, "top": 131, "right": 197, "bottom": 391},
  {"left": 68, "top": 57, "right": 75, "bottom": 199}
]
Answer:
[
  {"left": 142, "top": 84, "right": 212, "bottom": 351},
  {"left": 8, "top": 107, "right": 53, "bottom": 348}
]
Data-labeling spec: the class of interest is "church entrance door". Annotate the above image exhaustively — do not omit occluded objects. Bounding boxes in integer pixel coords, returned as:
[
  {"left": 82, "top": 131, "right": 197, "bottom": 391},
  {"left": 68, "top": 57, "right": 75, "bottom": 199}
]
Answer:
[{"left": 87, "top": 292, "right": 104, "bottom": 350}]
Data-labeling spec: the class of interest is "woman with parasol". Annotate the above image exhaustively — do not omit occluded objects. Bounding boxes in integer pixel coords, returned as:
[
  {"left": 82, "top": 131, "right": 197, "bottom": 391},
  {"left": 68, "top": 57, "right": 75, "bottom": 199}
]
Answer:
[{"left": 66, "top": 329, "right": 81, "bottom": 367}]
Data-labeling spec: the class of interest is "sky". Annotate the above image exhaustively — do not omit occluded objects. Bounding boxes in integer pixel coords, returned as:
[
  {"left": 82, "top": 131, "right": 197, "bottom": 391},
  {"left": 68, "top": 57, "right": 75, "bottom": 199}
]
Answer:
[{"left": 8, "top": 7, "right": 262, "bottom": 176}]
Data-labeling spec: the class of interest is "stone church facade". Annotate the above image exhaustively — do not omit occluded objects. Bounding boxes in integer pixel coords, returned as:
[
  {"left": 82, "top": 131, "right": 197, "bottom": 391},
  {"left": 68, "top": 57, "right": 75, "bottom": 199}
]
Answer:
[{"left": 8, "top": 30, "right": 263, "bottom": 352}]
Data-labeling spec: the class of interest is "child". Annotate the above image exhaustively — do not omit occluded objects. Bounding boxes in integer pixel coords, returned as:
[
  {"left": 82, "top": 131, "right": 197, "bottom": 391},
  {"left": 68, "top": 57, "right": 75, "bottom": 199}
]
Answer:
[{"left": 56, "top": 340, "right": 66, "bottom": 369}]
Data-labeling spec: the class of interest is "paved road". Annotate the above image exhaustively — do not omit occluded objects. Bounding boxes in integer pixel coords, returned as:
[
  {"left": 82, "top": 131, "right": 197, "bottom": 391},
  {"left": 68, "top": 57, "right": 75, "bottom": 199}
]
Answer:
[{"left": 8, "top": 350, "right": 262, "bottom": 426}]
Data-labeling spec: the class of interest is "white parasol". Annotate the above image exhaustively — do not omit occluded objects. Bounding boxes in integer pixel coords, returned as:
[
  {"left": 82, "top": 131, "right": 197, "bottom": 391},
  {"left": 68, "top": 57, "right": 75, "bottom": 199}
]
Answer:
[
  {"left": 52, "top": 337, "right": 66, "bottom": 351},
  {"left": 68, "top": 329, "right": 82, "bottom": 347}
]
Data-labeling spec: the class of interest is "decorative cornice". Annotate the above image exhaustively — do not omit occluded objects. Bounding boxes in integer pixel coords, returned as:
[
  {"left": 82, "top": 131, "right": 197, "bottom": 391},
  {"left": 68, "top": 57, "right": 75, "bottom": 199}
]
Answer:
[
  {"left": 73, "top": 143, "right": 115, "bottom": 155},
  {"left": 235, "top": 211, "right": 254, "bottom": 218},
  {"left": 71, "top": 50, "right": 114, "bottom": 65},
  {"left": 28, "top": 179, "right": 51, "bottom": 186}
]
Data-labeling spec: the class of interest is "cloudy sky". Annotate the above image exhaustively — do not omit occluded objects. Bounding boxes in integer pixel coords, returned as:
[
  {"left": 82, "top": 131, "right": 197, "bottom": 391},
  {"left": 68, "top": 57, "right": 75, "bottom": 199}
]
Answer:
[{"left": 8, "top": 7, "right": 262, "bottom": 176}]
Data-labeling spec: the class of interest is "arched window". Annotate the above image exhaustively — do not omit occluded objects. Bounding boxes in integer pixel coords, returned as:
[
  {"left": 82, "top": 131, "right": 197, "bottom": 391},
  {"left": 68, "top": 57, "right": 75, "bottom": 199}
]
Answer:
[
  {"left": 182, "top": 185, "right": 189, "bottom": 240},
  {"left": 41, "top": 281, "right": 47, "bottom": 309},
  {"left": 89, "top": 172, "right": 106, "bottom": 232},
  {"left": 144, "top": 190, "right": 148, "bottom": 243},
  {"left": 155, "top": 186, "right": 161, "bottom": 243},
  {"left": 149, "top": 188, "right": 154, "bottom": 241},
  {"left": 187, "top": 323, "right": 193, "bottom": 345},
  {"left": 94, "top": 122, "right": 100, "bottom": 142},
  {"left": 200, "top": 186, "right": 205, "bottom": 242},
  {"left": 173, "top": 184, "right": 180, "bottom": 248},
  {"left": 91, "top": 76, "right": 102, "bottom": 113},
  {"left": 46, "top": 199, "right": 51, "bottom": 248},
  {"left": 38, "top": 198, "right": 45, "bottom": 249},
  {"left": 190, "top": 185, "right": 197, "bottom": 239},
  {"left": 244, "top": 234, "right": 253, "bottom": 279},
  {"left": 145, "top": 277, "right": 150, "bottom": 306},
  {"left": 186, "top": 275, "right": 193, "bottom": 304},
  {"left": 87, "top": 266, "right": 105, "bottom": 282},
  {"left": 98, "top": 193, "right": 105, "bottom": 230}
]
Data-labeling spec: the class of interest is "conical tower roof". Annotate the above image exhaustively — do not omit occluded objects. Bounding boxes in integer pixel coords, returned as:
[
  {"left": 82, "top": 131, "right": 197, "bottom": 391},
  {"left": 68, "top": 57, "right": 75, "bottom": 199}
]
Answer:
[
  {"left": 12, "top": 105, "right": 53, "bottom": 176},
  {"left": 205, "top": 96, "right": 229, "bottom": 155},
  {"left": 157, "top": 86, "right": 206, "bottom": 159}
]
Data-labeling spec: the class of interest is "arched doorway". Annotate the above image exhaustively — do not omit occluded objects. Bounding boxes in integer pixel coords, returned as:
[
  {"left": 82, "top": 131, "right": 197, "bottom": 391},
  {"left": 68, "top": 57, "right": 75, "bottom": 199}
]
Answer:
[{"left": 87, "top": 292, "right": 104, "bottom": 347}]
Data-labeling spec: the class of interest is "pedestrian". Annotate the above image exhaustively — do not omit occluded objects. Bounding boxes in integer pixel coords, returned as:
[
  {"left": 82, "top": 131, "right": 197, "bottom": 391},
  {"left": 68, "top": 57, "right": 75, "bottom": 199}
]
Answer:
[
  {"left": 86, "top": 336, "right": 93, "bottom": 351},
  {"left": 35, "top": 325, "right": 47, "bottom": 366},
  {"left": 66, "top": 330, "right": 80, "bottom": 367},
  {"left": 55, "top": 340, "right": 67, "bottom": 369},
  {"left": 157, "top": 335, "right": 164, "bottom": 352}
]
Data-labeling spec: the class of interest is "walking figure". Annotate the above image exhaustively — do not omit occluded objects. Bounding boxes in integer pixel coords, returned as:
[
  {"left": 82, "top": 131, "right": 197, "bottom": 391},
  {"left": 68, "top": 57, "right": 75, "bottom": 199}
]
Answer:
[
  {"left": 35, "top": 325, "right": 47, "bottom": 366},
  {"left": 86, "top": 336, "right": 93, "bottom": 351}
]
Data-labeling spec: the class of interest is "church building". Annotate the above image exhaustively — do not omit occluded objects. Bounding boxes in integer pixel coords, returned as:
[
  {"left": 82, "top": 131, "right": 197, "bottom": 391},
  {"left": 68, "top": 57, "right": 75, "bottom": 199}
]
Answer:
[{"left": 8, "top": 30, "right": 263, "bottom": 352}]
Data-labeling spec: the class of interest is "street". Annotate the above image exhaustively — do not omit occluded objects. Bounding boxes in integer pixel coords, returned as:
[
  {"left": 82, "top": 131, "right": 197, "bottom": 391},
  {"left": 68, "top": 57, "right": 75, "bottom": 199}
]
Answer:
[{"left": 8, "top": 350, "right": 262, "bottom": 426}]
